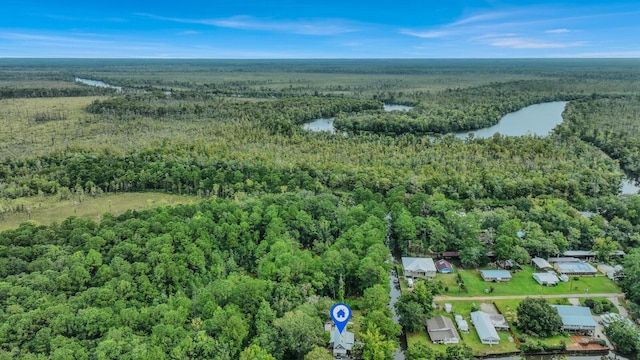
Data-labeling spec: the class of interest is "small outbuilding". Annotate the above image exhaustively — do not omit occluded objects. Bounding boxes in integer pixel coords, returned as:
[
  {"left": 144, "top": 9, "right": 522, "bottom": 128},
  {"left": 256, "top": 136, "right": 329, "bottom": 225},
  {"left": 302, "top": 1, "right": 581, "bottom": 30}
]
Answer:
[
  {"left": 402, "top": 257, "right": 437, "bottom": 279},
  {"left": 532, "top": 257, "right": 553, "bottom": 271},
  {"left": 533, "top": 272, "right": 560, "bottom": 286},
  {"left": 470, "top": 311, "right": 500, "bottom": 345},
  {"left": 480, "top": 270, "right": 512, "bottom": 282},
  {"left": 435, "top": 259, "right": 454, "bottom": 273},
  {"left": 454, "top": 314, "right": 469, "bottom": 333},
  {"left": 426, "top": 315, "right": 460, "bottom": 344},
  {"left": 597, "top": 264, "right": 623, "bottom": 281}
]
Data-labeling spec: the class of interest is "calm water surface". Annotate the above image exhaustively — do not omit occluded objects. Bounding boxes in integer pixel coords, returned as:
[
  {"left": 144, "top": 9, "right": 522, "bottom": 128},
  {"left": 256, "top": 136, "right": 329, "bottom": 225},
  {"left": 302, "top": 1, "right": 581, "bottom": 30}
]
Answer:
[
  {"left": 75, "top": 77, "right": 122, "bottom": 92},
  {"left": 456, "top": 101, "right": 567, "bottom": 139}
]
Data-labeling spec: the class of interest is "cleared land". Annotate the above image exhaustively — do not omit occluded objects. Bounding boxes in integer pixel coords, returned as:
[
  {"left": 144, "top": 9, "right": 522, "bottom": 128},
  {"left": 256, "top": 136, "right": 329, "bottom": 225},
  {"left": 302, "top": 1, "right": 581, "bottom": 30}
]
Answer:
[{"left": 0, "top": 192, "right": 199, "bottom": 231}]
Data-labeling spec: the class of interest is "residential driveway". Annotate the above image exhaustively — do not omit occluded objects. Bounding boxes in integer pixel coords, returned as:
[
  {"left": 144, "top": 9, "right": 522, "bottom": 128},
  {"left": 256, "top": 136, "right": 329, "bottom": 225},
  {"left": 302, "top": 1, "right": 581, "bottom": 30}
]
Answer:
[
  {"left": 592, "top": 314, "right": 612, "bottom": 348},
  {"left": 608, "top": 296, "right": 629, "bottom": 318},
  {"left": 567, "top": 298, "right": 580, "bottom": 305}
]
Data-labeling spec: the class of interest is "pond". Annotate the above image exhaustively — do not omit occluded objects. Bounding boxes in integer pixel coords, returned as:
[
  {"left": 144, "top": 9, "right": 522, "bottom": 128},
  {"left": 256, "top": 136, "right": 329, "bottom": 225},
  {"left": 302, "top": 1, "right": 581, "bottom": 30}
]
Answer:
[{"left": 75, "top": 77, "right": 122, "bottom": 92}]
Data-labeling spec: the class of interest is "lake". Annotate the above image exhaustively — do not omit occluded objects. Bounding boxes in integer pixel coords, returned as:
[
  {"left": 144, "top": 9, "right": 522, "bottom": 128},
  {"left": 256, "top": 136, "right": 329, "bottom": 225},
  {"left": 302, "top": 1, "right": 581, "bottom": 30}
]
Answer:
[{"left": 75, "top": 77, "right": 122, "bottom": 92}]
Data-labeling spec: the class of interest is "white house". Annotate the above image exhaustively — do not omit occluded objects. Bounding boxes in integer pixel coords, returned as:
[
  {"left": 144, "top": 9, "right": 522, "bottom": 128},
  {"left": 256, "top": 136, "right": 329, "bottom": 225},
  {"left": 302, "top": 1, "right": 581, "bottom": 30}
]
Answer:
[{"left": 402, "top": 257, "right": 437, "bottom": 279}]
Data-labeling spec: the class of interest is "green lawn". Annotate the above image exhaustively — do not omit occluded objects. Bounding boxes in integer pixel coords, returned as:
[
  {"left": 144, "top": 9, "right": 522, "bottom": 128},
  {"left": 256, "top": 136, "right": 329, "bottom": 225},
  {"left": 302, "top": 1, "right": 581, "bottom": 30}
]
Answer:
[
  {"left": 409, "top": 298, "right": 574, "bottom": 356},
  {"left": 436, "top": 265, "right": 621, "bottom": 297},
  {"left": 408, "top": 301, "right": 519, "bottom": 356},
  {"left": 578, "top": 297, "right": 619, "bottom": 314}
]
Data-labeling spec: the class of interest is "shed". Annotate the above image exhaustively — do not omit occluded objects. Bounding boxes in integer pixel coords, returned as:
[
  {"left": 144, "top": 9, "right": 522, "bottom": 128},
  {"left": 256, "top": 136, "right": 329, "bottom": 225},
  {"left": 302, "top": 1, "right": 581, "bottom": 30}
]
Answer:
[
  {"left": 551, "top": 305, "right": 597, "bottom": 334},
  {"left": 402, "top": 257, "right": 437, "bottom": 279},
  {"left": 597, "top": 264, "right": 622, "bottom": 281},
  {"left": 435, "top": 259, "right": 454, "bottom": 273},
  {"left": 532, "top": 257, "right": 553, "bottom": 270},
  {"left": 426, "top": 315, "right": 460, "bottom": 344},
  {"left": 533, "top": 272, "right": 560, "bottom": 286},
  {"left": 445, "top": 303, "right": 452, "bottom": 313},
  {"left": 470, "top": 311, "right": 500, "bottom": 345},
  {"left": 480, "top": 270, "right": 512, "bottom": 282},
  {"left": 454, "top": 314, "right": 469, "bottom": 333}
]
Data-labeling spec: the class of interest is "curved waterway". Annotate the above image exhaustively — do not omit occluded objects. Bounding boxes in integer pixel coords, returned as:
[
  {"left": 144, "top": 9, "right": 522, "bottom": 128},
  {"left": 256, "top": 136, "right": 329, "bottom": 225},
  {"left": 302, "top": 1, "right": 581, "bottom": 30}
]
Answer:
[
  {"left": 455, "top": 101, "right": 567, "bottom": 139},
  {"left": 303, "top": 104, "right": 414, "bottom": 132}
]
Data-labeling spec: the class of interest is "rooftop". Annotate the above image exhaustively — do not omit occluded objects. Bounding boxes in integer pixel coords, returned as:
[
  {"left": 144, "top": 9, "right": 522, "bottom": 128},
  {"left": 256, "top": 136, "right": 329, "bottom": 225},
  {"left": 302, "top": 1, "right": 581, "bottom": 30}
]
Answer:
[{"left": 402, "top": 257, "right": 436, "bottom": 273}]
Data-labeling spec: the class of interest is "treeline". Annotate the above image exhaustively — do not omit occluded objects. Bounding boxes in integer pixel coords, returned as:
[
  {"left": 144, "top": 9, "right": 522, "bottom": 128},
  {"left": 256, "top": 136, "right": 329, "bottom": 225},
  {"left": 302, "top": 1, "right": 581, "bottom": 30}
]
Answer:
[
  {"left": 383, "top": 187, "right": 640, "bottom": 262},
  {"left": 0, "top": 86, "right": 116, "bottom": 100},
  {"left": 0, "top": 191, "right": 396, "bottom": 359},
  {"left": 86, "top": 94, "right": 382, "bottom": 130},
  {"left": 335, "top": 80, "right": 585, "bottom": 135},
  {"left": 557, "top": 95, "right": 640, "bottom": 179}
]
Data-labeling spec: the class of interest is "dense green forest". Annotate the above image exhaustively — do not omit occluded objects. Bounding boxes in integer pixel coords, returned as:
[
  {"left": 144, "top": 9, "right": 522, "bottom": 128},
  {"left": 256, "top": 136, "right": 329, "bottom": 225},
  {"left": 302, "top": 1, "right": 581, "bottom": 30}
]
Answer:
[{"left": 2, "top": 59, "right": 640, "bottom": 359}]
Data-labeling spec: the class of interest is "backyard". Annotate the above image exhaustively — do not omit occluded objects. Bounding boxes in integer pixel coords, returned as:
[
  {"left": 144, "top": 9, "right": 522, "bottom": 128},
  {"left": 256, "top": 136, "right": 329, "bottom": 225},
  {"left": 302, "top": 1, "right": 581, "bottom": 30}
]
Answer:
[{"left": 435, "top": 265, "right": 621, "bottom": 297}]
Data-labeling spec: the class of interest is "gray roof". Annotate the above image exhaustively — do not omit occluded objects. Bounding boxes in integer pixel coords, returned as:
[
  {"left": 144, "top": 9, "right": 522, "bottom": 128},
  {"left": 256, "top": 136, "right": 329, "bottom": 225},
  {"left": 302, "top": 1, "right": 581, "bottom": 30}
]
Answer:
[
  {"left": 551, "top": 305, "right": 597, "bottom": 329},
  {"left": 480, "top": 270, "right": 512, "bottom": 279},
  {"left": 549, "top": 257, "right": 581, "bottom": 263},
  {"left": 402, "top": 257, "right": 436, "bottom": 273},
  {"left": 331, "top": 329, "right": 354, "bottom": 351},
  {"left": 555, "top": 262, "right": 597, "bottom": 274},
  {"left": 533, "top": 272, "right": 560, "bottom": 284},
  {"left": 563, "top": 250, "right": 626, "bottom": 257},
  {"left": 470, "top": 311, "right": 500, "bottom": 342},
  {"left": 426, "top": 316, "right": 460, "bottom": 342},
  {"left": 532, "top": 257, "right": 552, "bottom": 269},
  {"left": 454, "top": 314, "right": 469, "bottom": 331}
]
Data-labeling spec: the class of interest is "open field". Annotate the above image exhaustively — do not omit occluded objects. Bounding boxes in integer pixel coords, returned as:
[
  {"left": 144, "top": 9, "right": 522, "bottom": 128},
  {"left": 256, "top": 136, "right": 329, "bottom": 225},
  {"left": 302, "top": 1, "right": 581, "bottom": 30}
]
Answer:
[
  {"left": 436, "top": 265, "right": 621, "bottom": 297},
  {"left": 0, "top": 192, "right": 200, "bottom": 231}
]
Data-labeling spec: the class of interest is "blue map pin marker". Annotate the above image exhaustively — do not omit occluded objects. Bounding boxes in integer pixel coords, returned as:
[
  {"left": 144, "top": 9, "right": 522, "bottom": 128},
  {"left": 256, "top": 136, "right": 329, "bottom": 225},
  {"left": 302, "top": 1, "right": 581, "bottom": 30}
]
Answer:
[{"left": 330, "top": 302, "right": 352, "bottom": 334}]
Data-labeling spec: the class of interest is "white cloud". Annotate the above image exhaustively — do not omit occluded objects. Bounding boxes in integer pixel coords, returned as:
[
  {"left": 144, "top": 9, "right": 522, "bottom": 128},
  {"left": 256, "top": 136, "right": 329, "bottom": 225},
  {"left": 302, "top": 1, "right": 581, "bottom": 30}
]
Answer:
[
  {"left": 138, "top": 13, "right": 359, "bottom": 36},
  {"left": 546, "top": 28, "right": 571, "bottom": 34},
  {"left": 486, "top": 37, "right": 587, "bottom": 49},
  {"left": 399, "top": 29, "right": 454, "bottom": 39}
]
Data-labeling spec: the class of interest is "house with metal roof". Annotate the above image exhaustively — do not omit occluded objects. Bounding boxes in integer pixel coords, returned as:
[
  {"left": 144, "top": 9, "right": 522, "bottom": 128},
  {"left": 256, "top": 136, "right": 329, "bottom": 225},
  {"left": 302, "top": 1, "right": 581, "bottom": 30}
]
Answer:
[
  {"left": 532, "top": 257, "right": 553, "bottom": 270},
  {"left": 533, "top": 272, "right": 560, "bottom": 286},
  {"left": 435, "top": 259, "right": 454, "bottom": 273},
  {"left": 563, "top": 250, "right": 625, "bottom": 261},
  {"left": 402, "top": 257, "right": 436, "bottom": 279},
  {"left": 548, "top": 257, "right": 581, "bottom": 263},
  {"left": 330, "top": 329, "right": 355, "bottom": 359},
  {"left": 480, "top": 270, "right": 512, "bottom": 282},
  {"left": 551, "top": 305, "right": 597, "bottom": 334},
  {"left": 426, "top": 315, "right": 460, "bottom": 344},
  {"left": 554, "top": 262, "right": 597, "bottom": 276},
  {"left": 470, "top": 311, "right": 500, "bottom": 345}
]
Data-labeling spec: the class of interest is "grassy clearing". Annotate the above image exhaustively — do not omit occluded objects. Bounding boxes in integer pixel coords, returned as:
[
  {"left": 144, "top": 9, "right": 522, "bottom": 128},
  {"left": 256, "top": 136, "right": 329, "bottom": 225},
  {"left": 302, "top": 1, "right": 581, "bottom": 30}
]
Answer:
[
  {"left": 409, "top": 298, "right": 574, "bottom": 356},
  {"left": 0, "top": 192, "right": 200, "bottom": 231},
  {"left": 436, "top": 265, "right": 621, "bottom": 297}
]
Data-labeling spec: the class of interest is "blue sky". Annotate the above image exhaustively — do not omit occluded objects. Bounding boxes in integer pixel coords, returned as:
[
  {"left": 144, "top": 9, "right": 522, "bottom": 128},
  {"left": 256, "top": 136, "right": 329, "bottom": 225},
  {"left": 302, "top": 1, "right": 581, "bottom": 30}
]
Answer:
[{"left": 1, "top": 0, "right": 639, "bottom": 58}]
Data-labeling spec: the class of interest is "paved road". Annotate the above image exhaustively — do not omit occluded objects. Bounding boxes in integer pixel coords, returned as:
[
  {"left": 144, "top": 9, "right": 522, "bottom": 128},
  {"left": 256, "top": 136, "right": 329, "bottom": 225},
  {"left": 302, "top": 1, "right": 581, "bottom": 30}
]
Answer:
[{"left": 434, "top": 292, "right": 625, "bottom": 301}]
